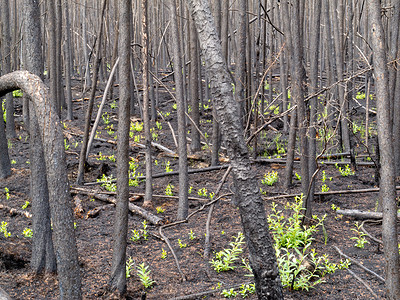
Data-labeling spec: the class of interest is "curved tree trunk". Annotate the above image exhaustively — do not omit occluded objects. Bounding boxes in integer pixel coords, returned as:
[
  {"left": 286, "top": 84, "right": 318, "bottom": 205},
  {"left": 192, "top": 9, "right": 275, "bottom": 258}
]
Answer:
[
  {"left": 185, "top": 0, "right": 284, "bottom": 298},
  {"left": 0, "top": 71, "right": 82, "bottom": 299},
  {"left": 23, "top": 0, "right": 57, "bottom": 274}
]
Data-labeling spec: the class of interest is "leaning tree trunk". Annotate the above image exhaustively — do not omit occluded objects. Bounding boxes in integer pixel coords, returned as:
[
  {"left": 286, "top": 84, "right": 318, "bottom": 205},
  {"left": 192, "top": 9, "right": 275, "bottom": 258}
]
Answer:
[
  {"left": 109, "top": 0, "right": 131, "bottom": 294},
  {"left": 186, "top": 0, "right": 284, "bottom": 298},
  {"left": 76, "top": 0, "right": 108, "bottom": 185},
  {"left": 0, "top": 71, "right": 82, "bottom": 299},
  {"left": 23, "top": 0, "right": 57, "bottom": 274},
  {"left": 368, "top": 1, "right": 400, "bottom": 299}
]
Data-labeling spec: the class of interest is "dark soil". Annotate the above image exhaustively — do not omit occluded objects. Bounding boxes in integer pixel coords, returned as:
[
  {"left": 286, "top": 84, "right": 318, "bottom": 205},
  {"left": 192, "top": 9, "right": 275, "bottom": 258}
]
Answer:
[{"left": 0, "top": 82, "right": 391, "bottom": 299}]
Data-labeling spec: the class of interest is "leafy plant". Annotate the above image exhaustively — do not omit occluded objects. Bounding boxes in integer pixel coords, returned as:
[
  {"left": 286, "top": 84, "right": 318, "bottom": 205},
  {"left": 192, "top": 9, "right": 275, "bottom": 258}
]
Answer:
[
  {"left": 12, "top": 90, "right": 23, "bottom": 98},
  {"left": 156, "top": 206, "right": 165, "bottom": 214},
  {"left": 64, "top": 139, "right": 70, "bottom": 150},
  {"left": 21, "top": 201, "right": 30, "bottom": 210},
  {"left": 267, "top": 195, "right": 325, "bottom": 249},
  {"left": 221, "top": 288, "right": 237, "bottom": 298},
  {"left": 178, "top": 239, "right": 187, "bottom": 248},
  {"left": 197, "top": 187, "right": 208, "bottom": 197},
  {"left": 161, "top": 248, "right": 167, "bottom": 259},
  {"left": 0, "top": 221, "right": 11, "bottom": 238},
  {"left": 350, "top": 222, "right": 369, "bottom": 248},
  {"left": 142, "top": 220, "right": 148, "bottom": 240},
  {"left": 22, "top": 227, "right": 33, "bottom": 238},
  {"left": 294, "top": 172, "right": 302, "bottom": 181},
  {"left": 336, "top": 164, "right": 355, "bottom": 177},
  {"left": 130, "top": 229, "right": 141, "bottom": 242},
  {"left": 189, "top": 230, "right": 196, "bottom": 240},
  {"left": 126, "top": 257, "right": 135, "bottom": 278},
  {"left": 2, "top": 99, "right": 5, "bottom": 122},
  {"left": 210, "top": 232, "right": 245, "bottom": 272},
  {"left": 276, "top": 245, "right": 350, "bottom": 290},
  {"left": 261, "top": 171, "right": 279, "bottom": 186},
  {"left": 165, "top": 161, "right": 173, "bottom": 173},
  {"left": 102, "top": 112, "right": 110, "bottom": 125},
  {"left": 136, "top": 263, "right": 155, "bottom": 288},
  {"left": 321, "top": 184, "right": 330, "bottom": 193},
  {"left": 239, "top": 283, "right": 256, "bottom": 297},
  {"left": 4, "top": 187, "right": 10, "bottom": 200},
  {"left": 97, "top": 174, "right": 117, "bottom": 192},
  {"left": 165, "top": 184, "right": 174, "bottom": 196}
]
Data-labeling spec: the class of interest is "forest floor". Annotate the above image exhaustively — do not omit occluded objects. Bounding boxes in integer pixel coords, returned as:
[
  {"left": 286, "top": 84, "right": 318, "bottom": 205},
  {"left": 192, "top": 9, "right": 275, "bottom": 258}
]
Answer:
[{"left": 0, "top": 80, "right": 393, "bottom": 299}]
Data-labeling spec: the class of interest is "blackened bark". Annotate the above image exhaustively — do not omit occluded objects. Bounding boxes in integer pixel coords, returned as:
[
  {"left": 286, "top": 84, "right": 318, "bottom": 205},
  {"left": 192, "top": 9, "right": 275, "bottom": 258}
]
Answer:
[
  {"left": 291, "top": 0, "right": 310, "bottom": 211},
  {"left": 0, "top": 71, "right": 82, "bottom": 299},
  {"left": 189, "top": 15, "right": 201, "bottom": 153},
  {"left": 0, "top": 117, "right": 11, "bottom": 179},
  {"left": 109, "top": 0, "right": 131, "bottom": 294},
  {"left": 368, "top": 1, "right": 400, "bottom": 298},
  {"left": 64, "top": 0, "right": 74, "bottom": 120},
  {"left": 307, "top": 0, "right": 322, "bottom": 218},
  {"left": 170, "top": 0, "right": 189, "bottom": 220},
  {"left": 142, "top": 0, "right": 153, "bottom": 207},
  {"left": 76, "top": 0, "right": 108, "bottom": 185},
  {"left": 23, "top": 0, "right": 57, "bottom": 274},
  {"left": 1, "top": 0, "right": 16, "bottom": 138},
  {"left": 186, "top": 0, "right": 284, "bottom": 298}
]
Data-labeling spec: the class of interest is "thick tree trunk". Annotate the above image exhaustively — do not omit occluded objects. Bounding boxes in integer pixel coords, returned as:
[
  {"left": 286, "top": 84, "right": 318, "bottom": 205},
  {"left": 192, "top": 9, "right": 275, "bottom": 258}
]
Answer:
[
  {"left": 23, "top": 0, "right": 57, "bottom": 274},
  {"left": 368, "top": 1, "right": 400, "bottom": 298},
  {"left": 109, "top": 0, "right": 131, "bottom": 294},
  {"left": 186, "top": 0, "right": 284, "bottom": 298},
  {"left": 0, "top": 71, "right": 82, "bottom": 299}
]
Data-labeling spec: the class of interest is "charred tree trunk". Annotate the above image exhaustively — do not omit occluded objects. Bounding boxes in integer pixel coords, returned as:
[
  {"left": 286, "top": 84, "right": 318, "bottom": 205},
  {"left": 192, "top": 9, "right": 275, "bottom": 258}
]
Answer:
[
  {"left": 368, "top": 1, "right": 400, "bottom": 298},
  {"left": 186, "top": 0, "right": 284, "bottom": 298}
]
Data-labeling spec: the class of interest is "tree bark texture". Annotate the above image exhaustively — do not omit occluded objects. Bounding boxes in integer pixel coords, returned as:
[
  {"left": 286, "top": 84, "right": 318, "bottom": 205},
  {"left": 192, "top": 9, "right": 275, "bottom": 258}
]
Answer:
[
  {"left": 368, "top": 1, "right": 400, "bottom": 298},
  {"left": 1, "top": 0, "right": 16, "bottom": 138},
  {"left": 170, "top": 0, "right": 189, "bottom": 220},
  {"left": 142, "top": 0, "right": 153, "bottom": 207},
  {"left": 109, "top": 0, "right": 131, "bottom": 294},
  {"left": 185, "top": 0, "right": 284, "bottom": 298},
  {"left": 23, "top": 0, "right": 57, "bottom": 274},
  {"left": 0, "top": 71, "right": 82, "bottom": 299}
]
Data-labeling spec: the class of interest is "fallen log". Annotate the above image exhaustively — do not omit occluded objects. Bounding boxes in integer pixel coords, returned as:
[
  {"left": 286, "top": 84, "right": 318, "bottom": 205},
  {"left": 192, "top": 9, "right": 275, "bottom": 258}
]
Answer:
[
  {"left": 71, "top": 189, "right": 163, "bottom": 225},
  {"left": 336, "top": 209, "right": 400, "bottom": 220}
]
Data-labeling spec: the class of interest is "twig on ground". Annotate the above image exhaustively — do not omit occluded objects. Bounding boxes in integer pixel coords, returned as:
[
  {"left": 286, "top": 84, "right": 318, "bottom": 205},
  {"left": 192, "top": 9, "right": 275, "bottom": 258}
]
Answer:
[
  {"left": 333, "top": 246, "right": 385, "bottom": 283},
  {"left": 346, "top": 268, "right": 379, "bottom": 299},
  {"left": 204, "top": 166, "right": 232, "bottom": 259},
  {"left": 360, "top": 220, "right": 383, "bottom": 245},
  {"left": 336, "top": 209, "right": 400, "bottom": 220},
  {"left": 167, "top": 282, "right": 253, "bottom": 300}
]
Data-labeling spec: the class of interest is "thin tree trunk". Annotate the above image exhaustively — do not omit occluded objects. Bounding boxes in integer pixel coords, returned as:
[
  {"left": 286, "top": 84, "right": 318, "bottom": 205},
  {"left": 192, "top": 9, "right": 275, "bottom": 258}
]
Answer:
[
  {"left": 109, "top": 0, "right": 131, "bottom": 294},
  {"left": 368, "top": 1, "right": 400, "bottom": 298},
  {"left": 170, "top": 0, "right": 189, "bottom": 220},
  {"left": 64, "top": 0, "right": 74, "bottom": 120},
  {"left": 2, "top": 0, "right": 16, "bottom": 138},
  {"left": 76, "top": 0, "right": 108, "bottom": 185},
  {"left": 142, "top": 0, "right": 153, "bottom": 207}
]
